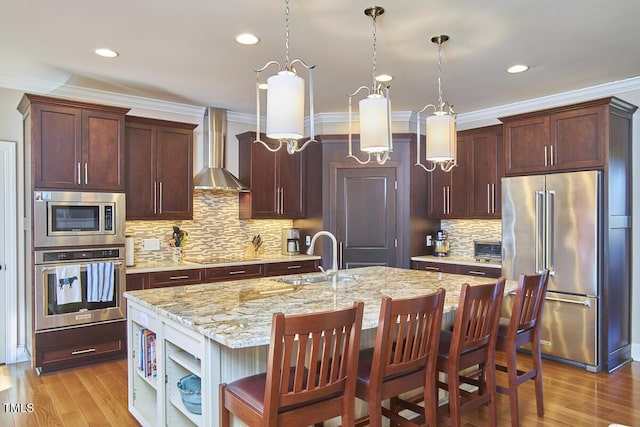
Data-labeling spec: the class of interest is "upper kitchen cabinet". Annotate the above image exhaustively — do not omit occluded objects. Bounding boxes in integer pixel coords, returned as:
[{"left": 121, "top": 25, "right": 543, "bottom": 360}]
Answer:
[
  {"left": 18, "top": 94, "right": 130, "bottom": 191},
  {"left": 466, "top": 125, "right": 503, "bottom": 218},
  {"left": 501, "top": 98, "right": 636, "bottom": 175},
  {"left": 426, "top": 134, "right": 469, "bottom": 218},
  {"left": 125, "top": 116, "right": 197, "bottom": 220},
  {"left": 237, "top": 131, "right": 317, "bottom": 219}
]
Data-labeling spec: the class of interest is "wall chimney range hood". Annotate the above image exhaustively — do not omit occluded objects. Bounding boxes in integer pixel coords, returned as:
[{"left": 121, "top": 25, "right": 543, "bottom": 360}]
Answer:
[{"left": 193, "top": 107, "right": 249, "bottom": 191}]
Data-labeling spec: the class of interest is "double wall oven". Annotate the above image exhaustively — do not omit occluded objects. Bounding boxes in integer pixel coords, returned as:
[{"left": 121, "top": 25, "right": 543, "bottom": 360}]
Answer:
[{"left": 33, "top": 191, "right": 126, "bottom": 331}]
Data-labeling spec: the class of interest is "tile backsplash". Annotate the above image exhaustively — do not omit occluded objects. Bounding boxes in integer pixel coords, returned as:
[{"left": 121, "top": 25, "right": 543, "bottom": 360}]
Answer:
[
  {"left": 126, "top": 190, "right": 292, "bottom": 264},
  {"left": 440, "top": 219, "right": 501, "bottom": 258}
]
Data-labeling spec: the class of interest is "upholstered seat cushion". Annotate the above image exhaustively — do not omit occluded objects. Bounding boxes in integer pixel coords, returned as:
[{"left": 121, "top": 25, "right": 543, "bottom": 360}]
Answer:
[{"left": 357, "top": 347, "right": 424, "bottom": 385}]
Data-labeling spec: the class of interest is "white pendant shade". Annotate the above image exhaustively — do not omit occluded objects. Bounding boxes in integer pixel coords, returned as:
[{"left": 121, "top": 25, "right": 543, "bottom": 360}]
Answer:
[
  {"left": 359, "top": 94, "right": 390, "bottom": 153},
  {"left": 426, "top": 113, "right": 456, "bottom": 162},
  {"left": 266, "top": 71, "right": 304, "bottom": 140}
]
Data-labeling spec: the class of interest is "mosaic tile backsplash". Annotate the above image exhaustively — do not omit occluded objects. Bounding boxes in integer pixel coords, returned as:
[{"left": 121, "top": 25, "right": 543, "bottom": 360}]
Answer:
[
  {"left": 440, "top": 219, "right": 502, "bottom": 258},
  {"left": 126, "top": 190, "right": 292, "bottom": 264}
]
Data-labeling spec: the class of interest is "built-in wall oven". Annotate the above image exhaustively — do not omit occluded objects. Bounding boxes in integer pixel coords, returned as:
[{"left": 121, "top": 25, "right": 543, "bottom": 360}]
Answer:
[
  {"left": 32, "top": 190, "right": 126, "bottom": 331},
  {"left": 34, "top": 247, "right": 126, "bottom": 330}
]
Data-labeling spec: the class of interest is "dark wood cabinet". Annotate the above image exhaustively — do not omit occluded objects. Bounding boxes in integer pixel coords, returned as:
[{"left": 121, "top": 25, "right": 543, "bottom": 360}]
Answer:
[
  {"left": 148, "top": 268, "right": 204, "bottom": 288},
  {"left": 467, "top": 125, "right": 503, "bottom": 218},
  {"left": 264, "top": 260, "right": 319, "bottom": 277},
  {"left": 125, "top": 116, "right": 197, "bottom": 220},
  {"left": 34, "top": 320, "right": 126, "bottom": 374},
  {"left": 237, "top": 132, "right": 307, "bottom": 219},
  {"left": 412, "top": 260, "right": 501, "bottom": 279},
  {"left": 502, "top": 99, "right": 609, "bottom": 175},
  {"left": 18, "top": 94, "right": 129, "bottom": 191},
  {"left": 126, "top": 273, "right": 148, "bottom": 291},
  {"left": 426, "top": 135, "right": 469, "bottom": 218},
  {"left": 205, "top": 264, "right": 264, "bottom": 282}
]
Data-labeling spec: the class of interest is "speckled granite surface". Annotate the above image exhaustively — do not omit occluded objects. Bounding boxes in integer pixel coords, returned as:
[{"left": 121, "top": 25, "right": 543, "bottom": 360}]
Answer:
[
  {"left": 125, "top": 266, "right": 513, "bottom": 349},
  {"left": 411, "top": 255, "right": 502, "bottom": 268}
]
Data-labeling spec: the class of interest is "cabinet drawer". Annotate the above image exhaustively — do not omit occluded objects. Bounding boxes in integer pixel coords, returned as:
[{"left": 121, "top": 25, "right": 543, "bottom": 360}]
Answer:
[
  {"left": 264, "top": 260, "right": 319, "bottom": 277},
  {"left": 412, "top": 261, "right": 458, "bottom": 274},
  {"left": 149, "top": 268, "right": 204, "bottom": 288},
  {"left": 456, "top": 265, "right": 502, "bottom": 279},
  {"left": 205, "top": 264, "right": 264, "bottom": 282},
  {"left": 34, "top": 320, "right": 126, "bottom": 373}
]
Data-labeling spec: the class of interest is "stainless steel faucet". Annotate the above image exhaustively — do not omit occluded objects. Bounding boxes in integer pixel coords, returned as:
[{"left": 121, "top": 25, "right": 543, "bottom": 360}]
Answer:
[{"left": 306, "top": 231, "right": 338, "bottom": 275}]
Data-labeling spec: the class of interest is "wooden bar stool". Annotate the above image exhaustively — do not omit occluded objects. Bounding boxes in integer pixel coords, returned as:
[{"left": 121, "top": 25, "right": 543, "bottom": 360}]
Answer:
[
  {"left": 354, "top": 289, "right": 445, "bottom": 427},
  {"left": 435, "top": 279, "right": 506, "bottom": 427},
  {"left": 219, "top": 301, "right": 364, "bottom": 427},
  {"left": 496, "top": 270, "right": 549, "bottom": 427}
]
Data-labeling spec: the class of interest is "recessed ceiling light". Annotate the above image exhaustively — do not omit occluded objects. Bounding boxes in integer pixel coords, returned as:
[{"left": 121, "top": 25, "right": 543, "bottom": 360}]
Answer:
[
  {"left": 507, "top": 64, "right": 529, "bottom": 74},
  {"left": 94, "top": 48, "right": 119, "bottom": 58},
  {"left": 235, "top": 33, "right": 260, "bottom": 45},
  {"left": 375, "top": 74, "right": 393, "bottom": 83}
]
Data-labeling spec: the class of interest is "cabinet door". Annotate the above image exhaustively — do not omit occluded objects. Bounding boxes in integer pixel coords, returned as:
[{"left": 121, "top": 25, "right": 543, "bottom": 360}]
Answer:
[
  {"left": 504, "top": 115, "right": 550, "bottom": 175},
  {"left": 125, "top": 123, "right": 156, "bottom": 219},
  {"left": 468, "top": 127, "right": 503, "bottom": 218},
  {"left": 551, "top": 106, "right": 605, "bottom": 170},
  {"left": 148, "top": 269, "right": 204, "bottom": 288},
  {"left": 82, "top": 109, "right": 125, "bottom": 191},
  {"left": 278, "top": 149, "right": 305, "bottom": 218},
  {"left": 32, "top": 103, "right": 83, "bottom": 189},
  {"left": 249, "top": 143, "right": 279, "bottom": 218},
  {"left": 155, "top": 126, "right": 193, "bottom": 219},
  {"left": 126, "top": 273, "right": 149, "bottom": 290},
  {"left": 264, "top": 260, "right": 319, "bottom": 276},
  {"left": 426, "top": 136, "right": 468, "bottom": 218},
  {"left": 205, "top": 264, "right": 264, "bottom": 282}
]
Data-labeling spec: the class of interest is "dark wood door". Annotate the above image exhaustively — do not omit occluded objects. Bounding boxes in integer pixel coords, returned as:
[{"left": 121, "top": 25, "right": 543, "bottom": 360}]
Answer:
[
  {"left": 336, "top": 167, "right": 397, "bottom": 268},
  {"left": 426, "top": 136, "right": 468, "bottom": 218},
  {"left": 278, "top": 148, "right": 304, "bottom": 218},
  {"left": 32, "top": 103, "right": 82, "bottom": 189},
  {"left": 156, "top": 126, "right": 193, "bottom": 219},
  {"left": 503, "top": 115, "right": 550, "bottom": 175},
  {"left": 551, "top": 106, "right": 605, "bottom": 170},
  {"left": 125, "top": 122, "right": 156, "bottom": 218},
  {"left": 468, "top": 126, "right": 503, "bottom": 218},
  {"left": 82, "top": 109, "right": 125, "bottom": 191},
  {"left": 249, "top": 143, "right": 279, "bottom": 217}
]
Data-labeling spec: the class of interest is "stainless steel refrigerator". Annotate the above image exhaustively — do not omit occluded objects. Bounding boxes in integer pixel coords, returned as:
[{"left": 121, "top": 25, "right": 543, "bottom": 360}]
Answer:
[{"left": 501, "top": 170, "right": 600, "bottom": 371}]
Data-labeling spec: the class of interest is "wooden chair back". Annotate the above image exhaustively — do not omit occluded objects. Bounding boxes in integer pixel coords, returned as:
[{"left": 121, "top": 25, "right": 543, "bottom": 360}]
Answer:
[
  {"left": 507, "top": 270, "right": 549, "bottom": 339},
  {"left": 263, "top": 301, "right": 364, "bottom": 425}
]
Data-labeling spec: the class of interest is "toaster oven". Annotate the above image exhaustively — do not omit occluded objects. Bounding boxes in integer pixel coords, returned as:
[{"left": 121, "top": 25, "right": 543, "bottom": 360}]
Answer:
[{"left": 474, "top": 240, "right": 502, "bottom": 263}]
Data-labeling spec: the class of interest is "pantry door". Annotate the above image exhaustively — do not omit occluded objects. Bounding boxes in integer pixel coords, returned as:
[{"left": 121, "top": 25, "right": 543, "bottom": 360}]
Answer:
[{"left": 334, "top": 167, "right": 397, "bottom": 268}]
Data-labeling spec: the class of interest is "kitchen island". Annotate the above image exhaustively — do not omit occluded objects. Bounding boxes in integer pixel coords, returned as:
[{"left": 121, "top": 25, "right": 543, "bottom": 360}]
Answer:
[{"left": 125, "top": 266, "right": 510, "bottom": 426}]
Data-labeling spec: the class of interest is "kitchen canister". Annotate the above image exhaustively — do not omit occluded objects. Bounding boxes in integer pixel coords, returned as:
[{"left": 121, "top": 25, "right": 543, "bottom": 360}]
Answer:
[{"left": 125, "top": 236, "right": 135, "bottom": 266}]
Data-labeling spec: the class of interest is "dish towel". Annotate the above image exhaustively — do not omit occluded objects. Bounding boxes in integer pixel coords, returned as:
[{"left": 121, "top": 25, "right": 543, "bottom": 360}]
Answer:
[
  {"left": 87, "top": 262, "right": 115, "bottom": 302},
  {"left": 55, "top": 265, "right": 82, "bottom": 305}
]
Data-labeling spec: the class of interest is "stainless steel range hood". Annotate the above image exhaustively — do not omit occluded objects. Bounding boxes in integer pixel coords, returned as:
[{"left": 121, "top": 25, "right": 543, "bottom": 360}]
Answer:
[{"left": 193, "top": 107, "right": 249, "bottom": 191}]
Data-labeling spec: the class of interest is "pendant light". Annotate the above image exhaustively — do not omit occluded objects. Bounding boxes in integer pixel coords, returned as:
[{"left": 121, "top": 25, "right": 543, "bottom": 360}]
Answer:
[
  {"left": 347, "top": 6, "right": 393, "bottom": 165},
  {"left": 416, "top": 35, "right": 457, "bottom": 172},
  {"left": 254, "top": 0, "right": 316, "bottom": 154}
]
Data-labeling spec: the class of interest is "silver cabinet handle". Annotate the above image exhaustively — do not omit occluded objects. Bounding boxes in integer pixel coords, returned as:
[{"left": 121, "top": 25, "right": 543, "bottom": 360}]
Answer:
[
  {"left": 153, "top": 181, "right": 157, "bottom": 214},
  {"left": 159, "top": 182, "right": 163, "bottom": 214},
  {"left": 491, "top": 183, "right": 496, "bottom": 214},
  {"left": 447, "top": 186, "right": 451, "bottom": 214},
  {"left": 228, "top": 270, "right": 246, "bottom": 275},
  {"left": 280, "top": 187, "right": 284, "bottom": 214},
  {"left": 544, "top": 146, "right": 548, "bottom": 166},
  {"left": 287, "top": 265, "right": 301, "bottom": 270},
  {"left": 487, "top": 184, "right": 491, "bottom": 214},
  {"left": 550, "top": 145, "right": 555, "bottom": 166},
  {"left": 77, "top": 163, "right": 81, "bottom": 185},
  {"left": 442, "top": 187, "right": 446, "bottom": 215},
  {"left": 169, "top": 275, "right": 190, "bottom": 280},
  {"left": 423, "top": 266, "right": 440, "bottom": 272},
  {"left": 71, "top": 348, "right": 96, "bottom": 355},
  {"left": 84, "top": 163, "right": 88, "bottom": 185},
  {"left": 467, "top": 270, "right": 487, "bottom": 276}
]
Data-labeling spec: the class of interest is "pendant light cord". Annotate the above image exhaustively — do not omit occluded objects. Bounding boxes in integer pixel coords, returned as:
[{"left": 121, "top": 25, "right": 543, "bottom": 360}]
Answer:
[
  {"left": 437, "top": 39, "right": 444, "bottom": 111},
  {"left": 371, "top": 12, "right": 378, "bottom": 92},
  {"left": 284, "top": 0, "right": 290, "bottom": 69}
]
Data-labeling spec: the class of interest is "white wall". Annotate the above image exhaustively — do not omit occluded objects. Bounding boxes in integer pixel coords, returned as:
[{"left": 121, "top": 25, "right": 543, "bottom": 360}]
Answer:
[{"left": 1, "top": 82, "right": 639, "bottom": 361}]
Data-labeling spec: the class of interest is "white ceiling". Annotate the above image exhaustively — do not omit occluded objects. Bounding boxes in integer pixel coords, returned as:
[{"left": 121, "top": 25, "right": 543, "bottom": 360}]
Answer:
[{"left": 1, "top": 0, "right": 640, "bottom": 116}]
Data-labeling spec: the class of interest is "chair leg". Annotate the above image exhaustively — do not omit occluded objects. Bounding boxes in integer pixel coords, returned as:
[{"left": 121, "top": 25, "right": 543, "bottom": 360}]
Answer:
[
  {"left": 447, "top": 367, "right": 462, "bottom": 427},
  {"left": 219, "top": 384, "right": 230, "bottom": 427},
  {"left": 368, "top": 396, "right": 383, "bottom": 427},
  {"left": 506, "top": 347, "right": 520, "bottom": 427},
  {"left": 532, "top": 339, "right": 545, "bottom": 417},
  {"left": 485, "top": 362, "right": 498, "bottom": 427}
]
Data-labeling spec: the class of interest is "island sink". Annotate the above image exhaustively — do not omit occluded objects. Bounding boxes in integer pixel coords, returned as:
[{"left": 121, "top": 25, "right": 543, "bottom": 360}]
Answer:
[{"left": 274, "top": 273, "right": 359, "bottom": 286}]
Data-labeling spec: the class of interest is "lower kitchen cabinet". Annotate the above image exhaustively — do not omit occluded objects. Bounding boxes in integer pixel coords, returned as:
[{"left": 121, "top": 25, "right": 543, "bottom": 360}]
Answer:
[
  {"left": 412, "top": 260, "right": 501, "bottom": 279},
  {"left": 128, "top": 301, "right": 211, "bottom": 426},
  {"left": 263, "top": 259, "right": 319, "bottom": 276},
  {"left": 148, "top": 269, "right": 205, "bottom": 288},
  {"left": 126, "top": 272, "right": 148, "bottom": 290},
  {"left": 205, "top": 264, "right": 264, "bottom": 282},
  {"left": 34, "top": 320, "right": 126, "bottom": 374}
]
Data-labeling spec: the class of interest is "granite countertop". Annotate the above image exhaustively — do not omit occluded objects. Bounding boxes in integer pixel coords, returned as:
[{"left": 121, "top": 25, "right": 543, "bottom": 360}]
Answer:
[
  {"left": 126, "top": 254, "right": 321, "bottom": 274},
  {"left": 411, "top": 255, "right": 502, "bottom": 269},
  {"left": 124, "top": 266, "right": 514, "bottom": 349}
]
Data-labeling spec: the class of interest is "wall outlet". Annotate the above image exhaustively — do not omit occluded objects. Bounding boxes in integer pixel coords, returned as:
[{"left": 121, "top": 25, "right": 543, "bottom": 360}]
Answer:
[
  {"left": 426, "top": 235, "right": 433, "bottom": 247},
  {"left": 143, "top": 238, "right": 161, "bottom": 250},
  {"left": 305, "top": 235, "right": 311, "bottom": 246}
]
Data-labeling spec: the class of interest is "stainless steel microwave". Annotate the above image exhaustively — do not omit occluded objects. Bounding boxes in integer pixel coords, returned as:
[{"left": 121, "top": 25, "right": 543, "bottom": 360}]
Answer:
[{"left": 33, "top": 191, "right": 125, "bottom": 248}]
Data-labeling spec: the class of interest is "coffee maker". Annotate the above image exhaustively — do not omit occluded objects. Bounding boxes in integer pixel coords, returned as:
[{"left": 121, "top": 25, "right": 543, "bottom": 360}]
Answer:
[
  {"left": 282, "top": 228, "right": 301, "bottom": 255},
  {"left": 433, "top": 229, "right": 450, "bottom": 257}
]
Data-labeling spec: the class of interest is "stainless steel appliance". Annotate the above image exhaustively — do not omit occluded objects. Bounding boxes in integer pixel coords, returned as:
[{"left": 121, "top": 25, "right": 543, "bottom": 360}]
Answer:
[
  {"left": 282, "top": 228, "right": 301, "bottom": 255},
  {"left": 34, "top": 247, "right": 126, "bottom": 331},
  {"left": 33, "top": 191, "right": 125, "bottom": 248},
  {"left": 474, "top": 241, "right": 501, "bottom": 263},
  {"left": 433, "top": 230, "right": 449, "bottom": 257},
  {"left": 501, "top": 171, "right": 600, "bottom": 371}
]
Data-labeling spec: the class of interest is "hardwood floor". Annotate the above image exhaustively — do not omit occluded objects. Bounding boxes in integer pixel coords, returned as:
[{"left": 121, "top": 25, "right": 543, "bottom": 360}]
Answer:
[{"left": 0, "top": 355, "right": 638, "bottom": 426}]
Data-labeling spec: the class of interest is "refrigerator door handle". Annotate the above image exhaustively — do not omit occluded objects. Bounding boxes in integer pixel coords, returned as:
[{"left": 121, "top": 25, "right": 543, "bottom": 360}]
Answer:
[
  {"left": 547, "top": 190, "right": 555, "bottom": 276},
  {"left": 535, "top": 190, "right": 545, "bottom": 273},
  {"left": 545, "top": 295, "right": 592, "bottom": 307}
]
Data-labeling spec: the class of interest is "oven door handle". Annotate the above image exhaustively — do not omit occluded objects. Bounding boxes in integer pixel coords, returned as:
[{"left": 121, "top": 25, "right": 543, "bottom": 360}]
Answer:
[{"left": 40, "top": 261, "right": 124, "bottom": 272}]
